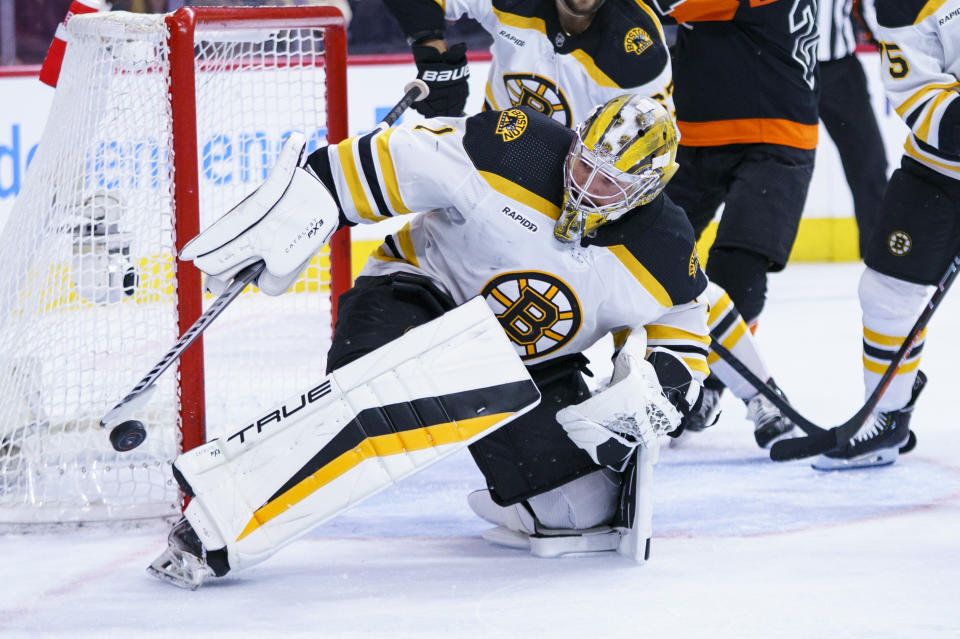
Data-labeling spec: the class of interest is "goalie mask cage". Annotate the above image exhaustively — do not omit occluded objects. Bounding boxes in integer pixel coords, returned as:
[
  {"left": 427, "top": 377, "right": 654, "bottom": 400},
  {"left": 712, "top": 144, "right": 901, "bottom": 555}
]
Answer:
[{"left": 0, "top": 7, "right": 349, "bottom": 528}]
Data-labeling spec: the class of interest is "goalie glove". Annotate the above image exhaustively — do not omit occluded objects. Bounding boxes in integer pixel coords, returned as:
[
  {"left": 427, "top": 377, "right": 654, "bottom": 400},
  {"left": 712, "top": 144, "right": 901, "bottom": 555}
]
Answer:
[
  {"left": 180, "top": 132, "right": 340, "bottom": 296},
  {"left": 411, "top": 43, "right": 470, "bottom": 117},
  {"left": 556, "top": 339, "right": 683, "bottom": 471},
  {"left": 645, "top": 347, "right": 703, "bottom": 434}
]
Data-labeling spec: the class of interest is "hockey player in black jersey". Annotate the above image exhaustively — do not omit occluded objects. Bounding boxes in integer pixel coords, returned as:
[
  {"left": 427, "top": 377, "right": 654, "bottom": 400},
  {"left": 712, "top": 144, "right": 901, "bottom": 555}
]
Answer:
[{"left": 650, "top": 0, "right": 819, "bottom": 443}]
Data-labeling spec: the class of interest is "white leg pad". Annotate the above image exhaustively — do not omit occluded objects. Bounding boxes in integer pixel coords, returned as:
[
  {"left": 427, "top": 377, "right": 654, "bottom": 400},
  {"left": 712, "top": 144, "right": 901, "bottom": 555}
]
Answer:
[
  {"left": 175, "top": 297, "right": 540, "bottom": 574},
  {"left": 617, "top": 439, "right": 658, "bottom": 563}
]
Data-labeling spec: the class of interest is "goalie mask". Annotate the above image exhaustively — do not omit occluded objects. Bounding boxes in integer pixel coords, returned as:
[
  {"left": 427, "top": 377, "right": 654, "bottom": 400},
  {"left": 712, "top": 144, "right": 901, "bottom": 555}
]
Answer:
[{"left": 555, "top": 95, "right": 679, "bottom": 243}]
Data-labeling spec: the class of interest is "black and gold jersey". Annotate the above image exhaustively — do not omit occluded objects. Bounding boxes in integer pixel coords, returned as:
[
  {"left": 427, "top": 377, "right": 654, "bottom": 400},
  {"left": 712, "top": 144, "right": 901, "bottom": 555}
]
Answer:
[
  {"left": 863, "top": 0, "right": 960, "bottom": 178},
  {"left": 306, "top": 107, "right": 709, "bottom": 374},
  {"left": 650, "top": 0, "right": 820, "bottom": 150},
  {"left": 384, "top": 0, "right": 674, "bottom": 126}
]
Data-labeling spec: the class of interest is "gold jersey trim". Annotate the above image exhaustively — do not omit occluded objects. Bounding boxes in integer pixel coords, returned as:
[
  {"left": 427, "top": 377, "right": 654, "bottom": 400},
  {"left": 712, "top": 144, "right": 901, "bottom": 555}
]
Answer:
[
  {"left": 477, "top": 170, "right": 561, "bottom": 220},
  {"left": 916, "top": 0, "right": 951, "bottom": 24},
  {"left": 895, "top": 81, "right": 960, "bottom": 119},
  {"left": 607, "top": 244, "right": 673, "bottom": 307},
  {"left": 492, "top": 7, "right": 547, "bottom": 34}
]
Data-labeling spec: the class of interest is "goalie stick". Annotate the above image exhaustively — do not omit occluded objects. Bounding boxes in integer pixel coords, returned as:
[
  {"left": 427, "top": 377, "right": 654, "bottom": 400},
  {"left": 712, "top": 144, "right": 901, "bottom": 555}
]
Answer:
[
  {"left": 100, "top": 80, "right": 430, "bottom": 451},
  {"left": 711, "top": 254, "right": 960, "bottom": 462}
]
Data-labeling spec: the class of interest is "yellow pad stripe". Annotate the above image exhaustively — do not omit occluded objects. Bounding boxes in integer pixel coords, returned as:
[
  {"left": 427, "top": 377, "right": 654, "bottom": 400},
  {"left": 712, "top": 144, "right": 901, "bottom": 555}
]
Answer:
[
  {"left": 237, "top": 412, "right": 513, "bottom": 541},
  {"left": 375, "top": 128, "right": 412, "bottom": 215},
  {"left": 608, "top": 245, "right": 673, "bottom": 307}
]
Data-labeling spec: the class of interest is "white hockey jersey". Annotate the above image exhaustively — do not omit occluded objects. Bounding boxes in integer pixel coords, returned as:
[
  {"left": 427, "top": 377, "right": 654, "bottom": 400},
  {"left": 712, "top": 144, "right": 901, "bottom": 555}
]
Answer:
[
  {"left": 863, "top": 0, "right": 960, "bottom": 178},
  {"left": 445, "top": 0, "right": 674, "bottom": 126},
  {"left": 307, "top": 107, "right": 709, "bottom": 376}
]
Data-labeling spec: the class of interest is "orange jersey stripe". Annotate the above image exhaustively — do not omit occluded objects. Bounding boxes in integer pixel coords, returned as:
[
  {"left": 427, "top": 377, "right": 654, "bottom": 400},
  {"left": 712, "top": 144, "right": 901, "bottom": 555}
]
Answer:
[
  {"left": 667, "top": 0, "right": 739, "bottom": 23},
  {"left": 677, "top": 117, "right": 819, "bottom": 149}
]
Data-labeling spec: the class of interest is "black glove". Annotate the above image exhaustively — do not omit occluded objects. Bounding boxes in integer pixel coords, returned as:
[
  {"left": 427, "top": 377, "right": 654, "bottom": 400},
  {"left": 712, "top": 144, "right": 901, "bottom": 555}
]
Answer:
[{"left": 411, "top": 42, "right": 470, "bottom": 117}]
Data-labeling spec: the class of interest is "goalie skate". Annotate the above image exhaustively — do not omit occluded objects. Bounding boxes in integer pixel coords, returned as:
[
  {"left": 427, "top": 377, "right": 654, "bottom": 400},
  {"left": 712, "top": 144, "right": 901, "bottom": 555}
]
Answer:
[{"left": 147, "top": 518, "right": 215, "bottom": 590}]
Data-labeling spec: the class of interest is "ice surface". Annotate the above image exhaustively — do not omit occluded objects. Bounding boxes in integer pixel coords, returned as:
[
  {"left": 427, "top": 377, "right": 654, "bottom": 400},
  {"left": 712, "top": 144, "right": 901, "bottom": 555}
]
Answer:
[{"left": 1, "top": 263, "right": 958, "bottom": 638}]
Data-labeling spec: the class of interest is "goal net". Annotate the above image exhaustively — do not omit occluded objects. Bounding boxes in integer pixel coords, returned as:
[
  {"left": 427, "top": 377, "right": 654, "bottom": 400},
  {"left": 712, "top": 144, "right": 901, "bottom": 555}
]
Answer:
[{"left": 0, "top": 7, "right": 350, "bottom": 528}]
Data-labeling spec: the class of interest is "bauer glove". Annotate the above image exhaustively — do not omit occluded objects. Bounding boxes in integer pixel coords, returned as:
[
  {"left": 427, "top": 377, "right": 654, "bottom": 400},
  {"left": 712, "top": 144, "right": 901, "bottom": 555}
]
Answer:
[{"left": 411, "top": 43, "right": 469, "bottom": 117}]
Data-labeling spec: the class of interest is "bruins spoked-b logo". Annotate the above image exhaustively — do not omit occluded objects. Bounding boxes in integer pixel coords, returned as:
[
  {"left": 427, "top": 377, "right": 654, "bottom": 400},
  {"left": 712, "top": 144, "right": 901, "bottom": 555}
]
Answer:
[
  {"left": 624, "top": 27, "right": 653, "bottom": 55},
  {"left": 888, "top": 230, "right": 912, "bottom": 256},
  {"left": 481, "top": 271, "right": 582, "bottom": 360},
  {"left": 496, "top": 108, "right": 530, "bottom": 142},
  {"left": 503, "top": 74, "right": 572, "bottom": 127}
]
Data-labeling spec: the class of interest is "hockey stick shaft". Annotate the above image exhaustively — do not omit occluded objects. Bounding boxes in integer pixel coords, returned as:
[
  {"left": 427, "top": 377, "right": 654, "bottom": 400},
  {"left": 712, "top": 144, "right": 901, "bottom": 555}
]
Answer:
[
  {"left": 100, "top": 83, "right": 430, "bottom": 431},
  {"left": 770, "top": 254, "right": 960, "bottom": 460},
  {"left": 100, "top": 261, "right": 264, "bottom": 427},
  {"left": 376, "top": 80, "right": 428, "bottom": 132},
  {"left": 708, "top": 339, "right": 828, "bottom": 437}
]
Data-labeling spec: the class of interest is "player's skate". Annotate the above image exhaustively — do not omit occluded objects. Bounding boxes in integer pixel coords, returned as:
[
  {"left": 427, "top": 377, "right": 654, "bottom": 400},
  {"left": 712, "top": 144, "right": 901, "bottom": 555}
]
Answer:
[
  {"left": 467, "top": 489, "right": 620, "bottom": 557},
  {"left": 683, "top": 383, "right": 722, "bottom": 432},
  {"left": 147, "top": 517, "right": 215, "bottom": 590},
  {"left": 745, "top": 379, "right": 795, "bottom": 449},
  {"left": 670, "top": 383, "right": 721, "bottom": 447},
  {"left": 813, "top": 371, "right": 926, "bottom": 470}
]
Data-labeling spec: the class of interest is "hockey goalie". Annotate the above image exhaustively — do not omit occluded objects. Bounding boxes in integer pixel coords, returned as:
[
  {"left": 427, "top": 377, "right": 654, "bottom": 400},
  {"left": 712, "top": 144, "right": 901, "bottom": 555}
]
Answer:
[{"left": 149, "top": 95, "right": 710, "bottom": 589}]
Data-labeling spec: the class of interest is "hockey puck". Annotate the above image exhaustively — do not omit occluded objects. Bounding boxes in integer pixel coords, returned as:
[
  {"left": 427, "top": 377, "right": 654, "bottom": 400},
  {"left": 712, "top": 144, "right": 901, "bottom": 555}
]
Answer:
[{"left": 110, "top": 420, "right": 147, "bottom": 452}]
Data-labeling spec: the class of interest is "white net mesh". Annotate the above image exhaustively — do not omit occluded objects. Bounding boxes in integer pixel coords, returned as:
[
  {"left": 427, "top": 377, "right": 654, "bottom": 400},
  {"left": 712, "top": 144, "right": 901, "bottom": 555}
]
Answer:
[{"left": 0, "top": 10, "right": 340, "bottom": 527}]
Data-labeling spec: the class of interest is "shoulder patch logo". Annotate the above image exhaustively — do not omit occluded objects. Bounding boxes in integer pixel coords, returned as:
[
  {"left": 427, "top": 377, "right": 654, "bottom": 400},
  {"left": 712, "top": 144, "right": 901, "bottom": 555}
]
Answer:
[
  {"left": 888, "top": 230, "right": 912, "bottom": 256},
  {"left": 689, "top": 247, "right": 700, "bottom": 277},
  {"left": 495, "top": 109, "right": 529, "bottom": 142},
  {"left": 624, "top": 27, "right": 652, "bottom": 55},
  {"left": 502, "top": 73, "right": 572, "bottom": 127},
  {"left": 481, "top": 271, "right": 582, "bottom": 361}
]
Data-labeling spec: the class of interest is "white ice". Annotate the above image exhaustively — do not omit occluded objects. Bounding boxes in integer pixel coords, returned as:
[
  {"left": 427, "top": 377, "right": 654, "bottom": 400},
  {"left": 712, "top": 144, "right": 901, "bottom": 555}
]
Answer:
[{"left": 2, "top": 263, "right": 958, "bottom": 639}]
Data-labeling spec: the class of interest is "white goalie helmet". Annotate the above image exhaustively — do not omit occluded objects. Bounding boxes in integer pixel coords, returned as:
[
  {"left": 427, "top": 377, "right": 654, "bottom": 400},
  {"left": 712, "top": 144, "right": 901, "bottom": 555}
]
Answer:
[{"left": 555, "top": 94, "right": 679, "bottom": 242}]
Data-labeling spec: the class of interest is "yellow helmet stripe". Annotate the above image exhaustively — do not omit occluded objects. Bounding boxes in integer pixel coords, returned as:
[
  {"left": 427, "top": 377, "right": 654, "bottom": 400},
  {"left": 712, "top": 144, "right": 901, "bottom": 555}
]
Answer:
[{"left": 581, "top": 94, "right": 633, "bottom": 149}]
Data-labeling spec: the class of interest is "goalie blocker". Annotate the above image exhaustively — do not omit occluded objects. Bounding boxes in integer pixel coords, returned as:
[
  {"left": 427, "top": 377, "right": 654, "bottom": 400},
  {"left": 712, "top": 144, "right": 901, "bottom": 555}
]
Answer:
[{"left": 150, "top": 299, "right": 539, "bottom": 589}]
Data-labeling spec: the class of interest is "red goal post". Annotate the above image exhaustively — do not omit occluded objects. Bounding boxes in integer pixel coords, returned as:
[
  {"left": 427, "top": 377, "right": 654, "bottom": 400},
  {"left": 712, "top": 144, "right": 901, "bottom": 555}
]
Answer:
[{"left": 166, "top": 6, "right": 351, "bottom": 455}]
